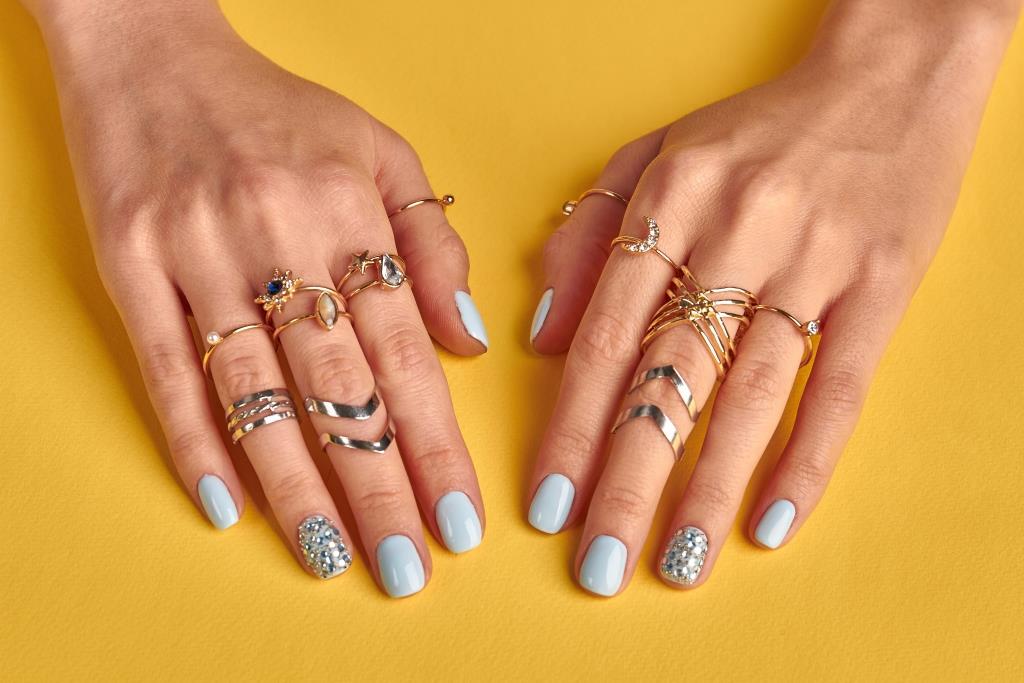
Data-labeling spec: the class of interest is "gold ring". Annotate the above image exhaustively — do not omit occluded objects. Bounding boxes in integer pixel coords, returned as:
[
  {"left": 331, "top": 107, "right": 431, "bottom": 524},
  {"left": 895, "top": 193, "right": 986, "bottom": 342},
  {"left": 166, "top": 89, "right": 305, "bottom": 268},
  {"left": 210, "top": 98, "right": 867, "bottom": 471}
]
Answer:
[
  {"left": 562, "top": 188, "right": 629, "bottom": 215},
  {"left": 254, "top": 268, "right": 303, "bottom": 313},
  {"left": 338, "top": 251, "right": 411, "bottom": 300},
  {"left": 610, "top": 215, "right": 680, "bottom": 270},
  {"left": 753, "top": 304, "right": 822, "bottom": 367},
  {"left": 202, "top": 323, "right": 274, "bottom": 376},
  {"left": 387, "top": 194, "right": 454, "bottom": 219},
  {"left": 265, "top": 286, "right": 352, "bottom": 342}
]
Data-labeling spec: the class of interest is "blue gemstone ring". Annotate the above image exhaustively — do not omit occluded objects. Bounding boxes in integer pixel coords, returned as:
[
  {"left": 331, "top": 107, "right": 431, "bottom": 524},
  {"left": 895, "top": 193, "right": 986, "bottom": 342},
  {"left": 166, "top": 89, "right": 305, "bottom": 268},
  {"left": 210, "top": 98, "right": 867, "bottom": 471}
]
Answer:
[{"left": 255, "top": 268, "right": 303, "bottom": 313}]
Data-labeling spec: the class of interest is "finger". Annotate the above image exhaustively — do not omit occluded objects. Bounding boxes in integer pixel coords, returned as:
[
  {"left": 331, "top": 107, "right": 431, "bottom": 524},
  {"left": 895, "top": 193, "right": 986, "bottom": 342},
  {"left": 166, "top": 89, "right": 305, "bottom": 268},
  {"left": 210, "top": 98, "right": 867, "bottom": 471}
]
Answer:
[
  {"left": 527, "top": 154, "right": 714, "bottom": 536},
  {"left": 267, "top": 261, "right": 433, "bottom": 598},
  {"left": 115, "top": 271, "right": 244, "bottom": 530},
  {"left": 748, "top": 286, "right": 902, "bottom": 550},
  {"left": 330, "top": 178, "right": 485, "bottom": 559},
  {"left": 184, "top": 269, "right": 354, "bottom": 581},
  {"left": 531, "top": 128, "right": 667, "bottom": 354},
  {"left": 374, "top": 123, "right": 487, "bottom": 355}
]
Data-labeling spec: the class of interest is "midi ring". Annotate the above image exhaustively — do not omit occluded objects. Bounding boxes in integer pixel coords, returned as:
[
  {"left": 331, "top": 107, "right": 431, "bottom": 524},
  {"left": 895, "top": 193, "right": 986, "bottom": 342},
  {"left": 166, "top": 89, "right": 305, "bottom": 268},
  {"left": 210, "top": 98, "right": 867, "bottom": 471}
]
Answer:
[
  {"left": 225, "top": 387, "right": 297, "bottom": 443},
  {"left": 562, "top": 188, "right": 629, "bottom": 216},
  {"left": 202, "top": 323, "right": 274, "bottom": 376},
  {"left": 255, "top": 268, "right": 303, "bottom": 313},
  {"left": 388, "top": 194, "right": 455, "bottom": 219},
  {"left": 612, "top": 404, "right": 684, "bottom": 462},
  {"left": 610, "top": 215, "right": 679, "bottom": 270},
  {"left": 338, "top": 251, "right": 411, "bottom": 300},
  {"left": 629, "top": 365, "right": 700, "bottom": 423},
  {"left": 753, "top": 304, "right": 822, "bottom": 367},
  {"left": 306, "top": 388, "right": 394, "bottom": 453},
  {"left": 266, "top": 286, "right": 352, "bottom": 342}
]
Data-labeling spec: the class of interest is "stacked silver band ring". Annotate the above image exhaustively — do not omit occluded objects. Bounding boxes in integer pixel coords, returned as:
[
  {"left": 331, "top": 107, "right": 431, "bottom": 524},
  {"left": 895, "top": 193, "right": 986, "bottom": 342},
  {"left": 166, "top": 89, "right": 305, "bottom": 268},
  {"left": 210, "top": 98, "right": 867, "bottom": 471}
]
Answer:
[
  {"left": 308, "top": 389, "right": 395, "bottom": 454},
  {"left": 612, "top": 364, "right": 699, "bottom": 462},
  {"left": 225, "top": 388, "right": 297, "bottom": 444}
]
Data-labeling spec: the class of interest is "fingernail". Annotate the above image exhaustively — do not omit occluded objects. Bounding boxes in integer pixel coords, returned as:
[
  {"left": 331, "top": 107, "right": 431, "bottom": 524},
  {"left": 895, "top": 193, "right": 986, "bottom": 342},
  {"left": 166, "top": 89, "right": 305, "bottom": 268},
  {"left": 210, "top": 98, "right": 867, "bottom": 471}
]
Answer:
[
  {"left": 377, "top": 535, "right": 426, "bottom": 598},
  {"left": 660, "top": 526, "right": 708, "bottom": 586},
  {"left": 435, "top": 491, "right": 482, "bottom": 554},
  {"left": 197, "top": 474, "right": 239, "bottom": 530},
  {"left": 579, "top": 535, "right": 627, "bottom": 597},
  {"left": 754, "top": 499, "right": 796, "bottom": 549},
  {"left": 530, "top": 288, "right": 554, "bottom": 343},
  {"left": 298, "top": 515, "right": 352, "bottom": 580},
  {"left": 528, "top": 473, "right": 575, "bottom": 534},
  {"left": 454, "top": 290, "right": 489, "bottom": 349}
]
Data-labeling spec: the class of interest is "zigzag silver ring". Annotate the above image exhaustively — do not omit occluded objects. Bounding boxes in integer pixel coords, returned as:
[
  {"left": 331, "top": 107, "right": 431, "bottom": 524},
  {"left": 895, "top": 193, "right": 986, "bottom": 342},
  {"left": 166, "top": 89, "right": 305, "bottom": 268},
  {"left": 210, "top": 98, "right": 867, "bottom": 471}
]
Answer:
[
  {"left": 304, "top": 391, "right": 381, "bottom": 420},
  {"left": 320, "top": 425, "right": 396, "bottom": 454},
  {"left": 629, "top": 365, "right": 699, "bottom": 423},
  {"left": 612, "top": 404, "right": 684, "bottom": 462}
]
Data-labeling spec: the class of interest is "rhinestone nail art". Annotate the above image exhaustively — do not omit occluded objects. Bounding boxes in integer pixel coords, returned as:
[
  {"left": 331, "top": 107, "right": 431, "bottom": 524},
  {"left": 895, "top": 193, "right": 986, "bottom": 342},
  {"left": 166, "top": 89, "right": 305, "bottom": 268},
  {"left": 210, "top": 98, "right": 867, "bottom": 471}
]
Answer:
[
  {"left": 660, "top": 526, "right": 708, "bottom": 585},
  {"left": 298, "top": 515, "right": 352, "bottom": 579}
]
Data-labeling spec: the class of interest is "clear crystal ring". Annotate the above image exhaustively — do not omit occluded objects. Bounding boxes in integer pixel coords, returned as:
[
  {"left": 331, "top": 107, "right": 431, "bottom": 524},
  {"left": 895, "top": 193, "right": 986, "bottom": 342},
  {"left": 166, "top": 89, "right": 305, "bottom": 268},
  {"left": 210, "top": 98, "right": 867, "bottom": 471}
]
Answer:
[
  {"left": 202, "top": 323, "right": 274, "bottom": 377},
  {"left": 338, "top": 251, "right": 411, "bottom": 300},
  {"left": 752, "top": 304, "right": 822, "bottom": 367},
  {"left": 610, "top": 215, "right": 680, "bottom": 270},
  {"left": 264, "top": 285, "right": 352, "bottom": 343}
]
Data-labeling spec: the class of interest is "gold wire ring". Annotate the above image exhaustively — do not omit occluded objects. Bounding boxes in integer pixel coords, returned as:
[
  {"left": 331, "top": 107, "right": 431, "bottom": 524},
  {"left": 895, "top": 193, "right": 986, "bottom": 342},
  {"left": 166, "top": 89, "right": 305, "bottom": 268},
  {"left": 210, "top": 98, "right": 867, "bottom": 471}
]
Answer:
[
  {"left": 338, "top": 251, "right": 411, "bottom": 300},
  {"left": 610, "top": 216, "right": 680, "bottom": 270},
  {"left": 753, "top": 304, "right": 822, "bottom": 367},
  {"left": 562, "top": 188, "right": 629, "bottom": 215},
  {"left": 387, "top": 194, "right": 454, "bottom": 219},
  {"left": 202, "top": 323, "right": 274, "bottom": 376},
  {"left": 264, "top": 286, "right": 352, "bottom": 342}
]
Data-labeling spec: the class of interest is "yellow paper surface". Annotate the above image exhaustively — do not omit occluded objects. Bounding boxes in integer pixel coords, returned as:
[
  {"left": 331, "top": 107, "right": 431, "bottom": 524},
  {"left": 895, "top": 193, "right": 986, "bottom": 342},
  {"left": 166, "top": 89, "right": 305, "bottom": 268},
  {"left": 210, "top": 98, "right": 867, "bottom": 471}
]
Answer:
[{"left": 1, "top": 1, "right": 1022, "bottom": 679}]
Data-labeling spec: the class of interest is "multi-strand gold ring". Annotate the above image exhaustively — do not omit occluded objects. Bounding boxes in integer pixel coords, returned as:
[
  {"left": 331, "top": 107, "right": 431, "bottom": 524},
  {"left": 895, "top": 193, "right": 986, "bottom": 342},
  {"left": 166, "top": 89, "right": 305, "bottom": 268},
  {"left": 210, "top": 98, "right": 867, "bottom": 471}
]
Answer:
[
  {"left": 388, "top": 194, "right": 454, "bottom": 219},
  {"left": 338, "top": 251, "right": 411, "bottom": 300},
  {"left": 562, "top": 188, "right": 629, "bottom": 216}
]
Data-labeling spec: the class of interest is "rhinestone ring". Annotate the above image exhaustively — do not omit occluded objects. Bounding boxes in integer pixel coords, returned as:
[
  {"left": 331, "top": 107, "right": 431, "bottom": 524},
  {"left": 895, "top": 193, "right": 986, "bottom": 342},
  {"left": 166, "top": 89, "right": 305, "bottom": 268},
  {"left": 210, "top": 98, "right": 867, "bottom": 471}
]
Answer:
[{"left": 752, "top": 304, "right": 822, "bottom": 367}]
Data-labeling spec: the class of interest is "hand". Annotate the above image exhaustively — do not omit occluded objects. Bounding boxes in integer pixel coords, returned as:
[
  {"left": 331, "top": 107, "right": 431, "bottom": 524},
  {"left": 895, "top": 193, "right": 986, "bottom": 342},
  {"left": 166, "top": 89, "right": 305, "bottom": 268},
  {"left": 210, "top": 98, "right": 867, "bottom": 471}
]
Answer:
[
  {"left": 31, "top": 0, "right": 487, "bottom": 596},
  {"left": 528, "top": 0, "right": 1019, "bottom": 595}
]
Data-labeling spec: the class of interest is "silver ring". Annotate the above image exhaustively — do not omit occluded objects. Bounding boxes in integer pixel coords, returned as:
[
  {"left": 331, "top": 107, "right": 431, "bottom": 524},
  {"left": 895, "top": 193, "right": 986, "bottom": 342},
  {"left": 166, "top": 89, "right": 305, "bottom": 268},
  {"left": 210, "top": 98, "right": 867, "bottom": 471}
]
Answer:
[
  {"left": 320, "top": 424, "right": 396, "bottom": 454},
  {"left": 304, "top": 391, "right": 381, "bottom": 420},
  {"left": 612, "top": 404, "right": 684, "bottom": 462},
  {"left": 224, "top": 387, "right": 291, "bottom": 417},
  {"left": 225, "top": 388, "right": 297, "bottom": 443},
  {"left": 230, "top": 410, "right": 297, "bottom": 444},
  {"left": 629, "top": 365, "right": 699, "bottom": 423}
]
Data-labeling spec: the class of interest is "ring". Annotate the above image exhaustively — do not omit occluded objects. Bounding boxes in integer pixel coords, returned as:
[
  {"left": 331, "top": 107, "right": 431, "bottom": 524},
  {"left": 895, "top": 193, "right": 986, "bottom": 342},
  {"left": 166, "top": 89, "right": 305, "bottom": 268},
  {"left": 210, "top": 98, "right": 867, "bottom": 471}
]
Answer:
[
  {"left": 202, "top": 323, "right": 274, "bottom": 376},
  {"left": 561, "top": 188, "right": 629, "bottom": 215},
  {"left": 388, "top": 194, "right": 454, "bottom": 219},
  {"left": 265, "top": 286, "right": 352, "bottom": 342},
  {"left": 320, "top": 425, "right": 396, "bottom": 454},
  {"left": 610, "top": 215, "right": 679, "bottom": 270},
  {"left": 337, "top": 251, "right": 411, "bottom": 300},
  {"left": 612, "top": 405, "right": 684, "bottom": 462},
  {"left": 255, "top": 268, "right": 303, "bottom": 313},
  {"left": 629, "top": 365, "right": 700, "bottom": 423},
  {"left": 224, "top": 387, "right": 297, "bottom": 443},
  {"left": 305, "top": 390, "right": 381, "bottom": 420},
  {"left": 753, "top": 304, "right": 822, "bottom": 367}
]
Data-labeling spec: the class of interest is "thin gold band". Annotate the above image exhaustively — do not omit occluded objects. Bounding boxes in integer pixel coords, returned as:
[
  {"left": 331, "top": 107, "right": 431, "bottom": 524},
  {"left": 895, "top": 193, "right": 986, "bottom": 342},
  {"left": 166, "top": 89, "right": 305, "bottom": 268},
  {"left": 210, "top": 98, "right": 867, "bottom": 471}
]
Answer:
[
  {"left": 388, "top": 194, "right": 454, "bottom": 219},
  {"left": 265, "top": 286, "right": 352, "bottom": 342},
  {"left": 752, "top": 304, "right": 821, "bottom": 367},
  {"left": 202, "top": 323, "right": 274, "bottom": 377},
  {"left": 562, "top": 188, "right": 629, "bottom": 216}
]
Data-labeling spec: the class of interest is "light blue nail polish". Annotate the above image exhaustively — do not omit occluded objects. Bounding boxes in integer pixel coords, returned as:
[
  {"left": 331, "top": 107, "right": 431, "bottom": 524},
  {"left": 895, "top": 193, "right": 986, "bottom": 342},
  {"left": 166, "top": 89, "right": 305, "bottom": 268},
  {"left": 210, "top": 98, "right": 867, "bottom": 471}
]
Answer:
[
  {"left": 454, "top": 291, "right": 489, "bottom": 349},
  {"left": 530, "top": 288, "right": 554, "bottom": 343},
  {"left": 376, "top": 535, "right": 425, "bottom": 598},
  {"left": 755, "top": 499, "right": 797, "bottom": 549},
  {"left": 435, "top": 491, "right": 482, "bottom": 554},
  {"left": 579, "top": 535, "right": 627, "bottom": 597},
  {"left": 528, "top": 473, "right": 575, "bottom": 534},
  {"left": 197, "top": 475, "right": 239, "bottom": 530}
]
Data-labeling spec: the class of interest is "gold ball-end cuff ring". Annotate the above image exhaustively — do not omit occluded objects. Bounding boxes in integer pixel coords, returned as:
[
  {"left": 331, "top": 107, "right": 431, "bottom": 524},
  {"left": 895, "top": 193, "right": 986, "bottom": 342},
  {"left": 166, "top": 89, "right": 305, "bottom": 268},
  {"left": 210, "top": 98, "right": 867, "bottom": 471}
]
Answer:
[
  {"left": 266, "top": 286, "right": 352, "bottom": 342},
  {"left": 225, "top": 388, "right": 297, "bottom": 443},
  {"left": 388, "top": 194, "right": 455, "bottom": 219},
  {"left": 562, "top": 188, "right": 629, "bottom": 216},
  {"left": 338, "top": 251, "right": 411, "bottom": 300},
  {"left": 202, "top": 323, "right": 274, "bottom": 377},
  {"left": 610, "top": 215, "right": 680, "bottom": 270},
  {"left": 254, "top": 268, "right": 303, "bottom": 313},
  {"left": 753, "top": 304, "right": 822, "bottom": 367}
]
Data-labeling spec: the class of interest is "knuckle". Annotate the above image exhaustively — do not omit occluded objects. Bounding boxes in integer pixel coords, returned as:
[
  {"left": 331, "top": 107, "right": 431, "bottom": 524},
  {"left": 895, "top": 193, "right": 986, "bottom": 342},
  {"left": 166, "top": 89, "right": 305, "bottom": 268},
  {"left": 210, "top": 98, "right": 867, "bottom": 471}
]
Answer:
[
  {"left": 230, "top": 160, "right": 290, "bottom": 200},
  {"left": 303, "top": 346, "right": 373, "bottom": 401},
  {"left": 268, "top": 469, "right": 324, "bottom": 505},
  {"left": 541, "top": 425, "right": 600, "bottom": 470},
  {"left": 815, "top": 366, "right": 866, "bottom": 420},
  {"left": 571, "top": 310, "right": 636, "bottom": 367},
  {"left": 647, "top": 147, "right": 718, "bottom": 198},
  {"left": 595, "top": 483, "right": 649, "bottom": 523},
  {"left": 406, "top": 443, "right": 465, "bottom": 475},
  {"left": 376, "top": 326, "right": 437, "bottom": 379},
  {"left": 140, "top": 342, "right": 197, "bottom": 391},
  {"left": 351, "top": 482, "right": 406, "bottom": 517},
  {"left": 167, "top": 427, "right": 217, "bottom": 467},
  {"left": 686, "top": 477, "right": 737, "bottom": 517},
  {"left": 718, "top": 359, "right": 786, "bottom": 413},
  {"left": 216, "top": 349, "right": 276, "bottom": 399},
  {"left": 784, "top": 452, "right": 835, "bottom": 498}
]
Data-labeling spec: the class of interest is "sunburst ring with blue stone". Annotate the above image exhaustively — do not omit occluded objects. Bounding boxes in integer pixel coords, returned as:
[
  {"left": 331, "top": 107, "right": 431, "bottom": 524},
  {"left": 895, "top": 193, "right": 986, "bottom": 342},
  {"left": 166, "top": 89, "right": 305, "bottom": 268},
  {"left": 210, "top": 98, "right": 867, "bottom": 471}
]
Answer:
[
  {"left": 202, "top": 323, "right": 275, "bottom": 377},
  {"left": 255, "top": 268, "right": 303, "bottom": 313},
  {"left": 265, "top": 286, "right": 352, "bottom": 343},
  {"left": 338, "top": 251, "right": 411, "bottom": 300}
]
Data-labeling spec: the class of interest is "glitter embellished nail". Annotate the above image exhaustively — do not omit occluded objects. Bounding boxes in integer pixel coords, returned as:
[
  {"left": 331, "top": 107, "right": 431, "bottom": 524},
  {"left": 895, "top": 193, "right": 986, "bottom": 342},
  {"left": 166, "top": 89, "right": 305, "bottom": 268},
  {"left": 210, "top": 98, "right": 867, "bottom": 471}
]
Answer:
[
  {"left": 298, "top": 515, "right": 352, "bottom": 579},
  {"left": 660, "top": 526, "right": 708, "bottom": 585}
]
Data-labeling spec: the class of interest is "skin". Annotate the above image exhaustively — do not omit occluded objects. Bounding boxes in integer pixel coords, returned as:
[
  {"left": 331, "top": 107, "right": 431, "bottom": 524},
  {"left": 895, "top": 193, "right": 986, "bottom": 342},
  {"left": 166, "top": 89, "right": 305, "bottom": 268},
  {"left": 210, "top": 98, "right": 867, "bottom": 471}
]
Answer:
[
  {"left": 21, "top": 0, "right": 486, "bottom": 594},
  {"left": 530, "top": 0, "right": 1022, "bottom": 594}
]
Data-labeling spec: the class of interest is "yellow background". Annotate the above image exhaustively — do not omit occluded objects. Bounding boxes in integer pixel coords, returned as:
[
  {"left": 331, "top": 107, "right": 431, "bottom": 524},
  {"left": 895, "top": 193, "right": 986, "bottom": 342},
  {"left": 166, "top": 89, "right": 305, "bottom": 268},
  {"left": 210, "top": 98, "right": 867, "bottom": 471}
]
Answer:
[{"left": 1, "top": 1, "right": 1022, "bottom": 680}]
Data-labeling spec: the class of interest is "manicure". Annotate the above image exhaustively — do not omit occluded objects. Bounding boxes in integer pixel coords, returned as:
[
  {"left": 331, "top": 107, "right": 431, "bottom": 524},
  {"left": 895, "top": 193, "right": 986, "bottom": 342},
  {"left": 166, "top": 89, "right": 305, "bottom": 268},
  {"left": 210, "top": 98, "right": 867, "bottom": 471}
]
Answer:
[
  {"left": 528, "top": 473, "right": 575, "bottom": 534},
  {"left": 298, "top": 515, "right": 352, "bottom": 580},
  {"left": 435, "top": 491, "right": 482, "bottom": 553},
  {"left": 197, "top": 474, "right": 239, "bottom": 530},
  {"left": 377, "top": 535, "right": 426, "bottom": 598},
  {"left": 530, "top": 288, "right": 554, "bottom": 344},
  {"left": 454, "top": 291, "right": 489, "bottom": 349},
  {"left": 660, "top": 526, "right": 708, "bottom": 586},
  {"left": 579, "top": 535, "right": 627, "bottom": 597},
  {"left": 754, "top": 500, "right": 796, "bottom": 549}
]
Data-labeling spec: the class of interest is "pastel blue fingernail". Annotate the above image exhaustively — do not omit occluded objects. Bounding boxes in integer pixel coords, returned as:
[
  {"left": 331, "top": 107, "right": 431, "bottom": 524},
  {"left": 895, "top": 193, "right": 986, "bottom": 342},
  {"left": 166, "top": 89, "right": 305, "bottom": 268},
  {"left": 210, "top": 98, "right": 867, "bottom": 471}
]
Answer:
[
  {"left": 454, "top": 291, "right": 489, "bottom": 349},
  {"left": 530, "top": 288, "right": 554, "bottom": 343},
  {"left": 435, "top": 491, "right": 482, "bottom": 554},
  {"left": 754, "top": 499, "right": 797, "bottom": 549},
  {"left": 376, "top": 535, "right": 425, "bottom": 598},
  {"left": 579, "top": 535, "right": 627, "bottom": 597},
  {"left": 197, "top": 475, "right": 239, "bottom": 530},
  {"left": 528, "top": 473, "right": 575, "bottom": 534}
]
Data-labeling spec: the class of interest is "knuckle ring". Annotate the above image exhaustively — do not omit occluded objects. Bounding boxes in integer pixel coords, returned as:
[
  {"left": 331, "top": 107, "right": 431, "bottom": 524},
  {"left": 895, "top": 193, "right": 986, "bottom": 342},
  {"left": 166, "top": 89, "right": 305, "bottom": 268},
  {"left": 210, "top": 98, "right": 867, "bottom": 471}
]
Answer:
[
  {"left": 612, "top": 404, "right": 684, "bottom": 462},
  {"left": 256, "top": 269, "right": 352, "bottom": 342},
  {"left": 561, "top": 187, "right": 629, "bottom": 216},
  {"left": 224, "top": 387, "right": 297, "bottom": 443},
  {"left": 752, "top": 304, "right": 822, "bottom": 367},
  {"left": 202, "top": 323, "right": 274, "bottom": 377},
  {"left": 630, "top": 365, "right": 700, "bottom": 423},
  {"left": 387, "top": 193, "right": 454, "bottom": 219},
  {"left": 307, "top": 388, "right": 395, "bottom": 454},
  {"left": 338, "top": 251, "right": 410, "bottom": 300}
]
